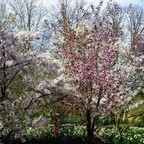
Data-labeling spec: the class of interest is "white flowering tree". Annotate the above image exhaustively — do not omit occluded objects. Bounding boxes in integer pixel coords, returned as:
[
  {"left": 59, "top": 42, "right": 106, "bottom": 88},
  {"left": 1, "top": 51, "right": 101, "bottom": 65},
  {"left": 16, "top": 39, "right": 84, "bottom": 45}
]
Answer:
[
  {"left": 30, "top": 52, "right": 74, "bottom": 137},
  {"left": 0, "top": 21, "right": 74, "bottom": 142},
  {"left": 109, "top": 34, "right": 144, "bottom": 131},
  {"left": 0, "top": 23, "right": 39, "bottom": 143}
]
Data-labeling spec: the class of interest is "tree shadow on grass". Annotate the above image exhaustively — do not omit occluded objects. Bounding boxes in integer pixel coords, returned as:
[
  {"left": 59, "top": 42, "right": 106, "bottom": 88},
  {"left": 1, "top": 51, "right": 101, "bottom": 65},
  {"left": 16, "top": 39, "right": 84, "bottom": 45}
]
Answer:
[{"left": 21, "top": 136, "right": 112, "bottom": 144}]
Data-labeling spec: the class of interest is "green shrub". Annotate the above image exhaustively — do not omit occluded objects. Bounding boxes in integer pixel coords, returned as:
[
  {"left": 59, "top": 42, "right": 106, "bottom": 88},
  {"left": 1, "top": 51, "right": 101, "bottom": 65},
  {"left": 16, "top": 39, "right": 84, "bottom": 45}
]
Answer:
[
  {"left": 96, "top": 126, "right": 144, "bottom": 144},
  {"left": 26, "top": 127, "right": 38, "bottom": 141},
  {"left": 64, "top": 115, "right": 83, "bottom": 124},
  {"left": 58, "top": 124, "right": 86, "bottom": 139},
  {"left": 22, "top": 124, "right": 144, "bottom": 144}
]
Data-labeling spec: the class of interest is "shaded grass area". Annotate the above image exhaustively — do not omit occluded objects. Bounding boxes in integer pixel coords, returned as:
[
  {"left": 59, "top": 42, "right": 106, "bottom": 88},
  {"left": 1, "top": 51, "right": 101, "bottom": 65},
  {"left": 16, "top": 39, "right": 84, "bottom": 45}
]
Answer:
[{"left": 12, "top": 136, "right": 111, "bottom": 144}]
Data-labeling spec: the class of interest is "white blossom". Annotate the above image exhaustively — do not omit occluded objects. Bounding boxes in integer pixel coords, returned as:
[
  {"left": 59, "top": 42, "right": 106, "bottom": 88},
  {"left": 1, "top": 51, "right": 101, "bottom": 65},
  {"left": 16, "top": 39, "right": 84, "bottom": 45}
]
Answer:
[{"left": 16, "top": 31, "right": 41, "bottom": 41}]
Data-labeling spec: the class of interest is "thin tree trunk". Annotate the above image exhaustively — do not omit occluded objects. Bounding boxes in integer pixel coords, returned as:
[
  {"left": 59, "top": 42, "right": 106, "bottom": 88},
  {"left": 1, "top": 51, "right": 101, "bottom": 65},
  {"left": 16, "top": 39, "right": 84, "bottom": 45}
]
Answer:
[
  {"left": 54, "top": 118, "right": 60, "bottom": 138},
  {"left": 1, "top": 46, "right": 6, "bottom": 100},
  {"left": 86, "top": 109, "right": 94, "bottom": 143}
]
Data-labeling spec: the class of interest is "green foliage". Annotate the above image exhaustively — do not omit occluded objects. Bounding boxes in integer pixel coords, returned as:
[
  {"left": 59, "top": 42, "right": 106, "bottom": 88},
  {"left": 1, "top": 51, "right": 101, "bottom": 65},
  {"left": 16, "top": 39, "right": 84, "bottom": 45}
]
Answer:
[
  {"left": 126, "top": 91, "right": 144, "bottom": 126},
  {"left": 64, "top": 115, "right": 82, "bottom": 124},
  {"left": 58, "top": 124, "right": 86, "bottom": 139},
  {"left": 4, "top": 124, "right": 144, "bottom": 144},
  {"left": 1, "top": 13, "right": 17, "bottom": 32},
  {"left": 96, "top": 126, "right": 144, "bottom": 144},
  {"left": 26, "top": 127, "right": 38, "bottom": 141},
  {"left": 24, "top": 124, "right": 86, "bottom": 143},
  {"left": 25, "top": 125, "right": 144, "bottom": 143}
]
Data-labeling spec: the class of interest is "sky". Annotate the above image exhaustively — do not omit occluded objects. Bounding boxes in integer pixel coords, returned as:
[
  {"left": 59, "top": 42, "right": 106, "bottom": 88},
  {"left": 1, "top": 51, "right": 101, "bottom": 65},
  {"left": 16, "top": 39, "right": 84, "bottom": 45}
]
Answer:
[{"left": 41, "top": 0, "right": 144, "bottom": 7}]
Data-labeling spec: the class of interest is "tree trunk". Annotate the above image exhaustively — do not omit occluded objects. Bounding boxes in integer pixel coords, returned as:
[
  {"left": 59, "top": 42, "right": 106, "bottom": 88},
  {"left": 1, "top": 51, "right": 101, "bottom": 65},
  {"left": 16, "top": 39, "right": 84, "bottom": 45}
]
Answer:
[
  {"left": 86, "top": 109, "right": 94, "bottom": 144},
  {"left": 1, "top": 46, "right": 6, "bottom": 101},
  {"left": 54, "top": 119, "right": 60, "bottom": 138},
  {"left": 114, "top": 110, "right": 124, "bottom": 132}
]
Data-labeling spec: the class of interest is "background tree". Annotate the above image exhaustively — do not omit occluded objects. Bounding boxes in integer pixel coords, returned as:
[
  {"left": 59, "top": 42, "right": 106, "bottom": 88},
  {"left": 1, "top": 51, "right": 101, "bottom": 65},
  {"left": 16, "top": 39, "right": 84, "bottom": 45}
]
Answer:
[
  {"left": 102, "top": 1, "right": 126, "bottom": 42},
  {"left": 0, "top": 0, "right": 7, "bottom": 20},
  {"left": 128, "top": 5, "right": 144, "bottom": 55},
  {"left": 8, "top": 0, "right": 48, "bottom": 32},
  {"left": 8, "top": 0, "right": 50, "bottom": 51}
]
